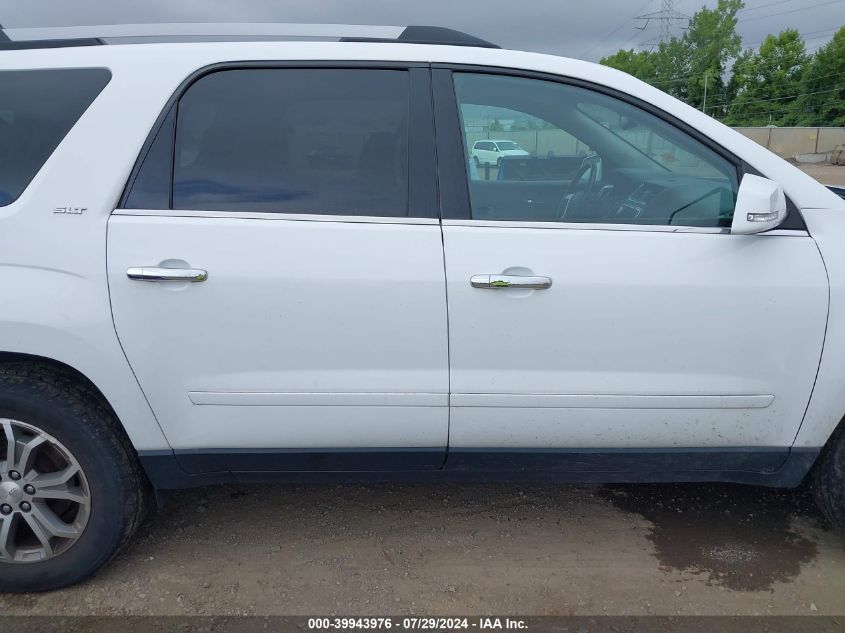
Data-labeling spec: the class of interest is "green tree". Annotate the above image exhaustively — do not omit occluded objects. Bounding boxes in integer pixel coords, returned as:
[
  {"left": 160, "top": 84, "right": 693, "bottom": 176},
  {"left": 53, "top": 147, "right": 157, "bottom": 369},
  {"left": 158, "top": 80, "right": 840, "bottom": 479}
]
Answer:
[
  {"left": 725, "top": 29, "right": 809, "bottom": 126},
  {"left": 683, "top": 0, "right": 744, "bottom": 115},
  {"left": 601, "top": 0, "right": 743, "bottom": 113},
  {"left": 600, "top": 47, "right": 656, "bottom": 80},
  {"left": 601, "top": 38, "right": 690, "bottom": 101},
  {"left": 794, "top": 26, "right": 845, "bottom": 126}
]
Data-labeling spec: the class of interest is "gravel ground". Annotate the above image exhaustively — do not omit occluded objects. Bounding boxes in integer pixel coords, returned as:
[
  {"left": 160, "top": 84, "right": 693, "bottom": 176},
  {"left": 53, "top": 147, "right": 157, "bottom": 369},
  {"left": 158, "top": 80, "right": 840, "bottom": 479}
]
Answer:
[
  {"left": 798, "top": 163, "right": 845, "bottom": 186},
  {"left": 1, "top": 482, "right": 844, "bottom": 616}
]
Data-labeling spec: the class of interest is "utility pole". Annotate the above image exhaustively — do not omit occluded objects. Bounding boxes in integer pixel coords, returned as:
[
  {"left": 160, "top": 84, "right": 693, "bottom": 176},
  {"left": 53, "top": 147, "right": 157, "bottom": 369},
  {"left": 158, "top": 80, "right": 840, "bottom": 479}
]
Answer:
[
  {"left": 636, "top": 0, "right": 689, "bottom": 48},
  {"left": 702, "top": 73, "right": 708, "bottom": 113}
]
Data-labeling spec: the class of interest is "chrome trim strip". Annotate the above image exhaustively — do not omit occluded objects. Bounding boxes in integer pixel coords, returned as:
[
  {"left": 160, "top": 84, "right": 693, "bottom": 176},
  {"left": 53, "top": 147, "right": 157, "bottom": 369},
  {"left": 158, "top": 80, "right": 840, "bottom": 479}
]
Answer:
[
  {"left": 188, "top": 392, "right": 448, "bottom": 407},
  {"left": 113, "top": 208, "right": 440, "bottom": 226},
  {"left": 450, "top": 394, "right": 775, "bottom": 409},
  {"left": 442, "top": 219, "right": 809, "bottom": 236}
]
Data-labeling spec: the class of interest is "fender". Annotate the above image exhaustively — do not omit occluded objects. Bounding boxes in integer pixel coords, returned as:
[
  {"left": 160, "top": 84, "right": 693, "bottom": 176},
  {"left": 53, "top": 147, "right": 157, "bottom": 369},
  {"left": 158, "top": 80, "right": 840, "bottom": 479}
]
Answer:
[
  {"left": 0, "top": 311, "right": 170, "bottom": 451},
  {"left": 795, "top": 208, "right": 845, "bottom": 450}
]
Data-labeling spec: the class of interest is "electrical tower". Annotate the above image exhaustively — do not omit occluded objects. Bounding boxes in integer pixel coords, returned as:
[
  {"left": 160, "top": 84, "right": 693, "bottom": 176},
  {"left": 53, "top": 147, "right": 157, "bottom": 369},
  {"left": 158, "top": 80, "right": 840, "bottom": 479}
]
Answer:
[{"left": 635, "top": 0, "right": 689, "bottom": 48}]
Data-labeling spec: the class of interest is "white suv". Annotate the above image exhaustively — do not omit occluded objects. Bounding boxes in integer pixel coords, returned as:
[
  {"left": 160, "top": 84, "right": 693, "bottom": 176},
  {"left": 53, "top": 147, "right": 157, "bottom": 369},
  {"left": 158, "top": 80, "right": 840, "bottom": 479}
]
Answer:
[
  {"left": 2, "top": 23, "right": 845, "bottom": 592},
  {"left": 471, "top": 139, "right": 530, "bottom": 166}
]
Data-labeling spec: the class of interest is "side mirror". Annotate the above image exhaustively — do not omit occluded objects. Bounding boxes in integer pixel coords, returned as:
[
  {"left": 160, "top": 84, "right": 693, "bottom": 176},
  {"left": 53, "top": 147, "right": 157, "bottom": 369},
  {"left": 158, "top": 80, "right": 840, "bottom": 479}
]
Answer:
[{"left": 731, "top": 174, "right": 787, "bottom": 235}]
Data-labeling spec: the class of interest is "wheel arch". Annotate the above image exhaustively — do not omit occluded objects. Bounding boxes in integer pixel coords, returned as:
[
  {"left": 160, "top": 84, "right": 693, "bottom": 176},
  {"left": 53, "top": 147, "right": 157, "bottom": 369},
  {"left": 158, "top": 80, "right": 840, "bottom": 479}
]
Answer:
[{"left": 0, "top": 349, "right": 170, "bottom": 452}]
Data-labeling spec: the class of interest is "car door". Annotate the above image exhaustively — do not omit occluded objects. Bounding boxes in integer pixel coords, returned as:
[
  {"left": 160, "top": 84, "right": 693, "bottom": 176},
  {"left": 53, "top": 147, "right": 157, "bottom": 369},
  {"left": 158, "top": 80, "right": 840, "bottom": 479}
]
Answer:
[
  {"left": 433, "top": 68, "right": 829, "bottom": 473},
  {"left": 108, "top": 65, "right": 448, "bottom": 473}
]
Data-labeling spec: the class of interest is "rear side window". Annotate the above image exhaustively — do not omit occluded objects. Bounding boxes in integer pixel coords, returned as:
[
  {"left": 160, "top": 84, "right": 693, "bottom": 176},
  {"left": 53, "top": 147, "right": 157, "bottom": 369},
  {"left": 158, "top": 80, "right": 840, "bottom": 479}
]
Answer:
[
  {"left": 0, "top": 68, "right": 111, "bottom": 207},
  {"left": 170, "top": 68, "right": 411, "bottom": 216}
]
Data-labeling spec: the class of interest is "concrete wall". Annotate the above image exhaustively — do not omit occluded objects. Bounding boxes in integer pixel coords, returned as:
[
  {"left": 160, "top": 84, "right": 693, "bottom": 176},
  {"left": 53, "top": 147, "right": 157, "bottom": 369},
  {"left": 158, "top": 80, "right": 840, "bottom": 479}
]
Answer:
[
  {"left": 465, "top": 127, "right": 845, "bottom": 161},
  {"left": 733, "top": 127, "right": 845, "bottom": 159}
]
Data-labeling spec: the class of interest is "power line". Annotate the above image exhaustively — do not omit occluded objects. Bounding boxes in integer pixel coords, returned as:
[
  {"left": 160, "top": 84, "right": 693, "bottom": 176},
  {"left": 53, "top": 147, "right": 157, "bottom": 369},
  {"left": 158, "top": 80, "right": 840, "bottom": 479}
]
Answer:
[
  {"left": 706, "top": 84, "right": 843, "bottom": 112},
  {"left": 742, "top": 26, "right": 839, "bottom": 48},
  {"left": 645, "top": 42, "right": 832, "bottom": 88},
  {"left": 722, "top": 70, "right": 845, "bottom": 105},
  {"left": 739, "top": 0, "right": 799, "bottom": 13},
  {"left": 801, "top": 26, "right": 842, "bottom": 37},
  {"left": 738, "top": 0, "right": 845, "bottom": 22},
  {"left": 582, "top": 0, "right": 656, "bottom": 58}
]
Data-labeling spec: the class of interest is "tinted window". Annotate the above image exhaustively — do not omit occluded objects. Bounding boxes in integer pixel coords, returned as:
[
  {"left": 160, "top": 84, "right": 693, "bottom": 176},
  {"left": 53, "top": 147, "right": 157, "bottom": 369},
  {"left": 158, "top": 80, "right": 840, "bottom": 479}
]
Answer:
[
  {"left": 123, "top": 106, "right": 174, "bottom": 210},
  {"left": 173, "top": 69, "right": 410, "bottom": 216},
  {"left": 454, "top": 73, "right": 738, "bottom": 227},
  {"left": 0, "top": 68, "right": 111, "bottom": 207}
]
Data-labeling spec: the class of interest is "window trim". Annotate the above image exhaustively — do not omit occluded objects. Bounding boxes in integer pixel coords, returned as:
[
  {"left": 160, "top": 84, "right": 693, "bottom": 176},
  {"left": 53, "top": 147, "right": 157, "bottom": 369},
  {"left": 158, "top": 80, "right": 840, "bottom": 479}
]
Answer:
[
  {"left": 118, "top": 61, "right": 437, "bottom": 220},
  {"left": 113, "top": 207, "right": 440, "bottom": 226},
  {"left": 432, "top": 64, "right": 806, "bottom": 231}
]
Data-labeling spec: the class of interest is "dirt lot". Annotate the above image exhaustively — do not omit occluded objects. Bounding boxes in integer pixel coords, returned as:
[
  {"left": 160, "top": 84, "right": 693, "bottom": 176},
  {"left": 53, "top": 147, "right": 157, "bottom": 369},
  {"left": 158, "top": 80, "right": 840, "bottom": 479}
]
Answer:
[
  {"left": 1, "top": 483, "right": 844, "bottom": 616},
  {"left": 2, "top": 165, "right": 845, "bottom": 619},
  {"left": 798, "top": 163, "right": 845, "bottom": 186}
]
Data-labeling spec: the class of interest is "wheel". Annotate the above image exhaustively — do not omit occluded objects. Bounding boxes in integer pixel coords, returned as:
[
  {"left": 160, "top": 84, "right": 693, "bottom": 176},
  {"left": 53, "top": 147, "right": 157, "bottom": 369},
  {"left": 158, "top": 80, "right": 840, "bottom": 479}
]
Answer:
[
  {"left": 811, "top": 419, "right": 845, "bottom": 529},
  {"left": 473, "top": 156, "right": 480, "bottom": 167},
  {"left": 0, "top": 363, "right": 148, "bottom": 592}
]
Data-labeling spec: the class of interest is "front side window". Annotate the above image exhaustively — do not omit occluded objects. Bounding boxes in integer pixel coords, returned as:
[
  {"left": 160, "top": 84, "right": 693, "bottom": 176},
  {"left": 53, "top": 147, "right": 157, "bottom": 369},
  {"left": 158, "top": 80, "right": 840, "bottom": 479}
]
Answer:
[
  {"left": 172, "top": 69, "right": 410, "bottom": 216},
  {"left": 454, "top": 73, "right": 738, "bottom": 227},
  {"left": 0, "top": 68, "right": 111, "bottom": 207}
]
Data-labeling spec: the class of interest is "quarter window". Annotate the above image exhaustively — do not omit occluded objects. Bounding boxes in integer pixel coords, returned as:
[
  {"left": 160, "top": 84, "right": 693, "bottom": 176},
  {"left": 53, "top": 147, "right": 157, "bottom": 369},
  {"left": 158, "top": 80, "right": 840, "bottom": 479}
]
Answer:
[
  {"left": 0, "top": 69, "right": 111, "bottom": 207},
  {"left": 171, "top": 69, "right": 411, "bottom": 216},
  {"left": 454, "top": 72, "right": 739, "bottom": 227}
]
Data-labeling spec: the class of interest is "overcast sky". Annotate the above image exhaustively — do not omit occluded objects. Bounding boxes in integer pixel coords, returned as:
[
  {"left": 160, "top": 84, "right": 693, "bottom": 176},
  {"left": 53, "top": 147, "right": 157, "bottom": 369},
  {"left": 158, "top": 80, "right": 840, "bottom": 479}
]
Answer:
[{"left": 0, "top": 0, "right": 842, "bottom": 61}]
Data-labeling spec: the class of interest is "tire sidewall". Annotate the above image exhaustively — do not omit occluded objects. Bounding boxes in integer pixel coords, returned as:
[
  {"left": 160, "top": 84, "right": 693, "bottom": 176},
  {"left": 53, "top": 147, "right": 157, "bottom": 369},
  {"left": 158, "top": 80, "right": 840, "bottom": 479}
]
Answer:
[{"left": 0, "top": 382, "right": 130, "bottom": 591}]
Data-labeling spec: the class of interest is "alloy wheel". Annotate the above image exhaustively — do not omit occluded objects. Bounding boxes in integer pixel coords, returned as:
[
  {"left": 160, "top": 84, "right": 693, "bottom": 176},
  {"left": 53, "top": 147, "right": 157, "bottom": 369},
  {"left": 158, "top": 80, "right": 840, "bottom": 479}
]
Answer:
[{"left": 0, "top": 419, "right": 91, "bottom": 564}]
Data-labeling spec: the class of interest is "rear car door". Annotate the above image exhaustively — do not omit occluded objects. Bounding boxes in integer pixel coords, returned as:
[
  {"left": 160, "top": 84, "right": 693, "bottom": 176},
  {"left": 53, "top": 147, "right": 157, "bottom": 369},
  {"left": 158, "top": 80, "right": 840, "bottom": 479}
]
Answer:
[
  {"left": 108, "top": 65, "right": 448, "bottom": 473},
  {"left": 433, "top": 68, "right": 828, "bottom": 474}
]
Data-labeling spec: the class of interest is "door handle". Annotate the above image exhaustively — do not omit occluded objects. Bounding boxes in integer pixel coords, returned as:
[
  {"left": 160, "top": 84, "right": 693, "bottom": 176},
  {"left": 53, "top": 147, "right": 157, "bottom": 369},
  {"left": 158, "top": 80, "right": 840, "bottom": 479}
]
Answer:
[
  {"left": 127, "top": 267, "right": 208, "bottom": 282},
  {"left": 470, "top": 274, "right": 552, "bottom": 289}
]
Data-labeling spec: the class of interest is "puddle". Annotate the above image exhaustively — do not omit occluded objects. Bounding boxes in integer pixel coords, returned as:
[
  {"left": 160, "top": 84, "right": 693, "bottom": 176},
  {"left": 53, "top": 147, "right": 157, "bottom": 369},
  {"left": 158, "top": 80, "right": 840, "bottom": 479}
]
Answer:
[{"left": 600, "top": 483, "right": 822, "bottom": 590}]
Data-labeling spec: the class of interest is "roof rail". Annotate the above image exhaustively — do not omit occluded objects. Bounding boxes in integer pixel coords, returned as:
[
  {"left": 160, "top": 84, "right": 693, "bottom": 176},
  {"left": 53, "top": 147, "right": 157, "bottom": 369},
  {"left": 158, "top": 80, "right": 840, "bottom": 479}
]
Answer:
[
  {"left": 342, "top": 25, "right": 499, "bottom": 48},
  {"left": 0, "top": 23, "right": 499, "bottom": 50}
]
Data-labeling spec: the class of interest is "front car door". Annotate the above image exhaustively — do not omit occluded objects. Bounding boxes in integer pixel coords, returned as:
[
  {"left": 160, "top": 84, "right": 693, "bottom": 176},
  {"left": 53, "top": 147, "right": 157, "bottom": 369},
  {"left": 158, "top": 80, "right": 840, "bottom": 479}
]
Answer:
[
  {"left": 108, "top": 65, "right": 448, "bottom": 473},
  {"left": 433, "top": 68, "right": 828, "bottom": 475}
]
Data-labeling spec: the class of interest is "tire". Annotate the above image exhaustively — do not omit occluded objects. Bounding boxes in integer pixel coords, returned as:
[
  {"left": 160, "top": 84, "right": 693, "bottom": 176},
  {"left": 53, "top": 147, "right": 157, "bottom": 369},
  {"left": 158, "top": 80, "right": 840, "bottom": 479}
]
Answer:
[
  {"left": 811, "top": 419, "right": 845, "bottom": 529},
  {"left": 0, "top": 362, "right": 149, "bottom": 592},
  {"left": 473, "top": 156, "right": 480, "bottom": 167}
]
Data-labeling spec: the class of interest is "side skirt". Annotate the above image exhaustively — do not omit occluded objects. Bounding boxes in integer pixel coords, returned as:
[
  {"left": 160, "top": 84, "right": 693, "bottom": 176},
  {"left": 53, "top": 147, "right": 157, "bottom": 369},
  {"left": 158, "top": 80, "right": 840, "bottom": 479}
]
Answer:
[{"left": 138, "top": 447, "right": 821, "bottom": 490}]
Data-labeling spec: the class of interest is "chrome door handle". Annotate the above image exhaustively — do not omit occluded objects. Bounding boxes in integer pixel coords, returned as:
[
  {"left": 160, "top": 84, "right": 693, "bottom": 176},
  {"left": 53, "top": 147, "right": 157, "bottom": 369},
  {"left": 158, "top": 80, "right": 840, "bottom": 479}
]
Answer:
[
  {"left": 470, "top": 274, "right": 552, "bottom": 289},
  {"left": 127, "top": 267, "right": 208, "bottom": 282}
]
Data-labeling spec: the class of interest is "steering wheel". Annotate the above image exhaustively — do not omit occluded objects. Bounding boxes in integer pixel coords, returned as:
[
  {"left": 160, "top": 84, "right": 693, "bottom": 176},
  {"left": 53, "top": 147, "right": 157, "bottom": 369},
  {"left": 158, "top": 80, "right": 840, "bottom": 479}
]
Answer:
[{"left": 558, "top": 155, "right": 601, "bottom": 220}]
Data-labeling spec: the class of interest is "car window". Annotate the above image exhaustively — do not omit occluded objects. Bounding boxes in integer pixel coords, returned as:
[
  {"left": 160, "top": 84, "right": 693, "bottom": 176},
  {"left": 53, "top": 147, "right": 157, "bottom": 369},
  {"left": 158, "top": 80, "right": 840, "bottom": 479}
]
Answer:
[
  {"left": 171, "top": 69, "right": 410, "bottom": 216},
  {"left": 453, "top": 72, "right": 738, "bottom": 227},
  {"left": 0, "top": 69, "right": 111, "bottom": 208},
  {"left": 123, "top": 107, "right": 175, "bottom": 210}
]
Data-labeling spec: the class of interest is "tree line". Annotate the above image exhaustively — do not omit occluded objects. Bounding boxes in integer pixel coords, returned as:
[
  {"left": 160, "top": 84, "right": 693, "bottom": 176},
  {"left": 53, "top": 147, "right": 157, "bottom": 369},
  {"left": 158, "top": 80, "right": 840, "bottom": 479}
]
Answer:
[{"left": 600, "top": 0, "right": 845, "bottom": 127}]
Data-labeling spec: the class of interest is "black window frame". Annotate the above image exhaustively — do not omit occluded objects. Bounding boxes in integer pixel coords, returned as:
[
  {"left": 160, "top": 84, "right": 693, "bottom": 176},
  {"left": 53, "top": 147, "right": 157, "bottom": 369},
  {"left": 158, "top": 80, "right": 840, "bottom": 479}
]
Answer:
[
  {"left": 120, "top": 62, "right": 437, "bottom": 219},
  {"left": 432, "top": 65, "right": 806, "bottom": 230}
]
